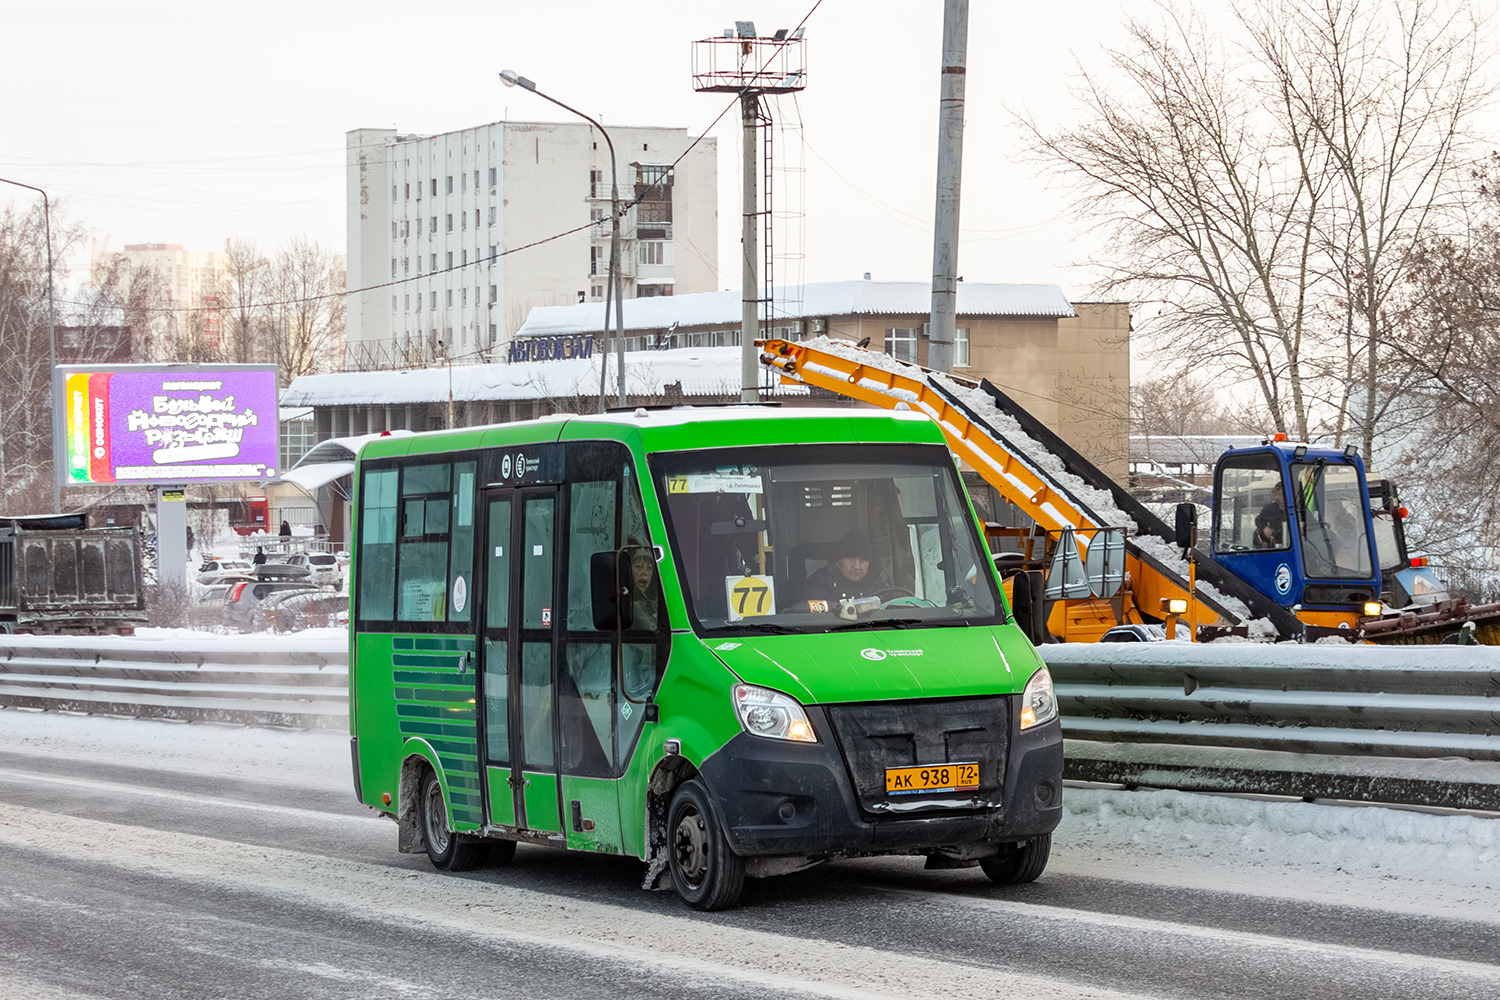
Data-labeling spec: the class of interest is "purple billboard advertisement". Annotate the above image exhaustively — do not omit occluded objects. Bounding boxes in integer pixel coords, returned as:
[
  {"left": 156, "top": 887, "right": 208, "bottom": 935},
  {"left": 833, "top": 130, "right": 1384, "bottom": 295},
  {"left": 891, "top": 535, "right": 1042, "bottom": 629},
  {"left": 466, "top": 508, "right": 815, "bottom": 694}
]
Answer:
[{"left": 58, "top": 365, "right": 279, "bottom": 485}]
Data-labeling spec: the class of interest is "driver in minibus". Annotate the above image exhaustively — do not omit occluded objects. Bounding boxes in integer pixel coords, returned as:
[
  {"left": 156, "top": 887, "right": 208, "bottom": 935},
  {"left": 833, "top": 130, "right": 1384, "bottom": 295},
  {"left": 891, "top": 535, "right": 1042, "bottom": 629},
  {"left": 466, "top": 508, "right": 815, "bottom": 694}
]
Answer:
[{"left": 804, "top": 530, "right": 887, "bottom": 603}]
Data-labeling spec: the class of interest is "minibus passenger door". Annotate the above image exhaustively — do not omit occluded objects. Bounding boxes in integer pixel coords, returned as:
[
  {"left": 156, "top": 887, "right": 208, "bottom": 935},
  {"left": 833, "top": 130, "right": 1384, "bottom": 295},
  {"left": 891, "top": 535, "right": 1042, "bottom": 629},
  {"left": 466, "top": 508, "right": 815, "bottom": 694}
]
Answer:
[
  {"left": 478, "top": 492, "right": 516, "bottom": 828},
  {"left": 478, "top": 489, "right": 563, "bottom": 835}
]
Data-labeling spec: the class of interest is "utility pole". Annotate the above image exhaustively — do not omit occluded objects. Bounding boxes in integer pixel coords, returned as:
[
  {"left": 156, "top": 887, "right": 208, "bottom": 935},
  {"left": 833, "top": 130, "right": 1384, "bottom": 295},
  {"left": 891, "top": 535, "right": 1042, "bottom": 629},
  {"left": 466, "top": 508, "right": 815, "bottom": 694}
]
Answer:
[
  {"left": 740, "top": 90, "right": 760, "bottom": 402},
  {"left": 928, "top": 0, "right": 968, "bottom": 374}
]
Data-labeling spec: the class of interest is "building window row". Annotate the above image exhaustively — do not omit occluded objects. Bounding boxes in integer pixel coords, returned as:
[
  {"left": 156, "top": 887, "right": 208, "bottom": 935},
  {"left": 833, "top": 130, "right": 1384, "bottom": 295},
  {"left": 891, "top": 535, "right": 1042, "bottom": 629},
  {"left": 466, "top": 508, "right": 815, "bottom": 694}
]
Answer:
[{"left": 883, "top": 327, "right": 970, "bottom": 367}]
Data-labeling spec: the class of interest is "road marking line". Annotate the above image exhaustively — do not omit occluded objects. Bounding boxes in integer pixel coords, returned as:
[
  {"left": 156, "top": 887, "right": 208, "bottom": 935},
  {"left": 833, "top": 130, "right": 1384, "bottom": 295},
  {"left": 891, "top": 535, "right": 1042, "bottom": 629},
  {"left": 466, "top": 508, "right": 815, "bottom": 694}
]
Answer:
[{"left": 0, "top": 766, "right": 365, "bottom": 824}]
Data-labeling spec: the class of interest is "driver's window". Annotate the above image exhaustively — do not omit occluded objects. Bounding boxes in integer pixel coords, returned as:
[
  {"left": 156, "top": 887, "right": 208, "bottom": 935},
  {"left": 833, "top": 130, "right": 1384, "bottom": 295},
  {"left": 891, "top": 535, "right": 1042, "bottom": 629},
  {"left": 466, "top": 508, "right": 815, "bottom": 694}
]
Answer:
[{"left": 1216, "top": 457, "right": 1287, "bottom": 552}]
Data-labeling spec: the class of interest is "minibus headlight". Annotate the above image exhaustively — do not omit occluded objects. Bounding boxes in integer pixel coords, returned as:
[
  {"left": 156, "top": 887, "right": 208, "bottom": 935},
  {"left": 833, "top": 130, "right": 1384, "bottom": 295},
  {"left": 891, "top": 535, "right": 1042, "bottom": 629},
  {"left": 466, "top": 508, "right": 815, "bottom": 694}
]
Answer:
[
  {"left": 732, "top": 684, "right": 817, "bottom": 743},
  {"left": 1020, "top": 667, "right": 1058, "bottom": 731}
]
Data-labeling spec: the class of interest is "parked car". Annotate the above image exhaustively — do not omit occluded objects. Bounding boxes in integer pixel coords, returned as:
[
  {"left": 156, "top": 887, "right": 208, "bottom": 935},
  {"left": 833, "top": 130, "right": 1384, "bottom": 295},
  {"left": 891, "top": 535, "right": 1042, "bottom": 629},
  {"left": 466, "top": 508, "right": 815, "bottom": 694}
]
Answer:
[
  {"left": 252, "top": 562, "right": 311, "bottom": 582},
  {"left": 223, "top": 580, "right": 319, "bottom": 631},
  {"left": 197, "top": 558, "right": 253, "bottom": 585},
  {"left": 192, "top": 580, "right": 248, "bottom": 605},
  {"left": 1099, "top": 623, "right": 1171, "bottom": 642},
  {"left": 268, "top": 591, "right": 349, "bottom": 632},
  {"left": 284, "top": 552, "right": 342, "bottom": 589}
]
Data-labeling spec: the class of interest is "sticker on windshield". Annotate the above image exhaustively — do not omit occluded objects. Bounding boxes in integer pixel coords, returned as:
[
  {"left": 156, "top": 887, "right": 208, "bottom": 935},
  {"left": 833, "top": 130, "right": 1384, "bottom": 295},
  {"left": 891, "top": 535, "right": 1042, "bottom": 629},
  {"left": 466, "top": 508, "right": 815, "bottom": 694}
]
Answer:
[
  {"left": 725, "top": 575, "right": 776, "bottom": 621},
  {"left": 666, "top": 471, "right": 763, "bottom": 494},
  {"left": 451, "top": 575, "right": 468, "bottom": 614}
]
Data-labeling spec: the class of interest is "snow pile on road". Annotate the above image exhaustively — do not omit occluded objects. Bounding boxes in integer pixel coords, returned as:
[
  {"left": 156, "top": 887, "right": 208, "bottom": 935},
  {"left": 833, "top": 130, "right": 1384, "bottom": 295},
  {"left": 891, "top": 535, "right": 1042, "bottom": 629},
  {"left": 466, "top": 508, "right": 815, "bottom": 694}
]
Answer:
[{"left": 1064, "top": 784, "right": 1498, "bottom": 920}]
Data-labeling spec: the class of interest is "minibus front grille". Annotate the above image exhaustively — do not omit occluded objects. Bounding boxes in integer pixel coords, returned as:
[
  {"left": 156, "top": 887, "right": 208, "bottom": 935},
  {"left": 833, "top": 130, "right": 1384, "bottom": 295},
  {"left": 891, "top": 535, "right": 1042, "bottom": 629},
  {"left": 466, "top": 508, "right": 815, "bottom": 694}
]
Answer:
[{"left": 823, "top": 696, "right": 1010, "bottom": 816}]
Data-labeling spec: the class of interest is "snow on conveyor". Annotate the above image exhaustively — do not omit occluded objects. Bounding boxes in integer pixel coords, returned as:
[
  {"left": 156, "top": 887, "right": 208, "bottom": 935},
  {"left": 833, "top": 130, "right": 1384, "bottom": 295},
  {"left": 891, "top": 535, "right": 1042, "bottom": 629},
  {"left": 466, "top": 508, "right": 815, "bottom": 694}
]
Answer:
[{"left": 798, "top": 337, "right": 1260, "bottom": 628}]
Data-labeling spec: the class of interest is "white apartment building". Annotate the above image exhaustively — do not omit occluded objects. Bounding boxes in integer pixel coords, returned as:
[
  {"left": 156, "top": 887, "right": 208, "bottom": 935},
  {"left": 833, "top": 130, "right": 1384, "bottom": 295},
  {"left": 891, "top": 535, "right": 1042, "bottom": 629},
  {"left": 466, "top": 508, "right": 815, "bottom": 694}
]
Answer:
[
  {"left": 345, "top": 121, "right": 717, "bottom": 371},
  {"left": 98, "top": 243, "right": 229, "bottom": 350},
  {"left": 107, "top": 243, "right": 228, "bottom": 306}
]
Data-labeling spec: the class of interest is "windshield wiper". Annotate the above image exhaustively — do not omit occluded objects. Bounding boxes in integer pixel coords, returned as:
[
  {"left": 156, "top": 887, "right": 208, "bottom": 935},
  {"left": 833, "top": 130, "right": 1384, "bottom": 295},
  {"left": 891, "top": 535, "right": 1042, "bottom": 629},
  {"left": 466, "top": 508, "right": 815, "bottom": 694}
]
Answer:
[
  {"left": 722, "top": 621, "right": 803, "bottom": 634},
  {"left": 829, "top": 617, "right": 923, "bottom": 632}
]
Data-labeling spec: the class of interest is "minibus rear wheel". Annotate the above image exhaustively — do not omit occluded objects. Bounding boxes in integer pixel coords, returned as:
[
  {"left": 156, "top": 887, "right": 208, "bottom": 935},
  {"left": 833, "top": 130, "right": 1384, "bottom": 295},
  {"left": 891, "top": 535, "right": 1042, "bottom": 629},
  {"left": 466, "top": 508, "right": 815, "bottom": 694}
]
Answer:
[
  {"left": 418, "top": 767, "right": 498, "bottom": 872},
  {"left": 979, "top": 833, "right": 1051, "bottom": 884},
  {"left": 667, "top": 779, "right": 745, "bottom": 911}
]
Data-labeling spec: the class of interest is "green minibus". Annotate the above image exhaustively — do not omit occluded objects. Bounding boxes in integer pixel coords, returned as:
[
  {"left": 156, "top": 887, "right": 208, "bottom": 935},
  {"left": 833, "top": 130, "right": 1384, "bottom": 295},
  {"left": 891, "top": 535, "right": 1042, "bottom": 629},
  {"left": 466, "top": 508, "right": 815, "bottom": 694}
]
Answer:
[{"left": 349, "top": 406, "right": 1062, "bottom": 910}]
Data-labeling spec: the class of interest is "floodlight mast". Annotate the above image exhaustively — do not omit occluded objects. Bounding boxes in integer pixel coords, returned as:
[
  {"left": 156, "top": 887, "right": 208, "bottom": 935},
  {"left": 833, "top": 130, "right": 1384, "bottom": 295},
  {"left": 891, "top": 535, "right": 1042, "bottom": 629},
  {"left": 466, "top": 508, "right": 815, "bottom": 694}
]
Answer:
[
  {"left": 500, "top": 70, "right": 625, "bottom": 411},
  {"left": 692, "top": 25, "right": 807, "bottom": 403}
]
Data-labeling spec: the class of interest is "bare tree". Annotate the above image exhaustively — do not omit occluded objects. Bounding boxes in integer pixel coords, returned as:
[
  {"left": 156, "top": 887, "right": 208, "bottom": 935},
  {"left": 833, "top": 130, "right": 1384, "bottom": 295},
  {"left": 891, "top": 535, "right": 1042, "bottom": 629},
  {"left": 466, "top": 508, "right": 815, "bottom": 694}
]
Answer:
[
  {"left": 1254, "top": 0, "right": 1490, "bottom": 455},
  {"left": 222, "top": 237, "right": 269, "bottom": 364},
  {"left": 1024, "top": 0, "right": 1490, "bottom": 450},
  {"left": 90, "top": 252, "right": 178, "bottom": 364},
  {"left": 0, "top": 205, "right": 58, "bottom": 506},
  {"left": 1385, "top": 155, "right": 1500, "bottom": 562},
  {"left": 1130, "top": 370, "right": 1266, "bottom": 438},
  {"left": 0, "top": 203, "right": 91, "bottom": 510},
  {"left": 265, "top": 236, "right": 344, "bottom": 385}
]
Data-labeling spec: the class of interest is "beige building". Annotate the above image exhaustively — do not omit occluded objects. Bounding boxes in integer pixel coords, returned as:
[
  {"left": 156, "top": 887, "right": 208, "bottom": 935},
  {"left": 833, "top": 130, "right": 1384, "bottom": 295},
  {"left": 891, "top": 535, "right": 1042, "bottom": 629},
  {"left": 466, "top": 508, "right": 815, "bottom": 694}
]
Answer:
[{"left": 345, "top": 121, "right": 718, "bottom": 372}]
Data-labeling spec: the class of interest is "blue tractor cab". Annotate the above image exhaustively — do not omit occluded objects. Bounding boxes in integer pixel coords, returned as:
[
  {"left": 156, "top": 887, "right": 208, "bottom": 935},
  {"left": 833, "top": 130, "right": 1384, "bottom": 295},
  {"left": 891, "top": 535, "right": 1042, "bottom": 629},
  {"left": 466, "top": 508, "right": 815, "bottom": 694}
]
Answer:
[{"left": 1209, "top": 440, "right": 1381, "bottom": 623}]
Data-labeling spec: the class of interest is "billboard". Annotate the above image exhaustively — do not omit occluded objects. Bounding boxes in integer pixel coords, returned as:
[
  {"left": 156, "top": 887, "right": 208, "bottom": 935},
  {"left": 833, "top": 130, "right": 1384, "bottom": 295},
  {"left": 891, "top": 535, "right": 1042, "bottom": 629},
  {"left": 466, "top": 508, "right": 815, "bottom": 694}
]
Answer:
[{"left": 55, "top": 365, "right": 279, "bottom": 486}]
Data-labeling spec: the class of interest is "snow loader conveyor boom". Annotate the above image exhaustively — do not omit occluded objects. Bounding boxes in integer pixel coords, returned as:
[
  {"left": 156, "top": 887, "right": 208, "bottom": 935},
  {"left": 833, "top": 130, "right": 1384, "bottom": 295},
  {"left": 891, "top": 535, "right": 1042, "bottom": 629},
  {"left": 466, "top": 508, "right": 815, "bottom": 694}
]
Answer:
[{"left": 759, "top": 338, "right": 1305, "bottom": 641}]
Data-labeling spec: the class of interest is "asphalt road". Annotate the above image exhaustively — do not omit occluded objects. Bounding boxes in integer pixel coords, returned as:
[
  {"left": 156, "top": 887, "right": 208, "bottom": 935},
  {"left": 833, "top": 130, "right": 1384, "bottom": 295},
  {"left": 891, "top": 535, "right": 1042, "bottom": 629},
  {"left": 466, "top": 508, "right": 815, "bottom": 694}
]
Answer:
[{"left": 0, "top": 724, "right": 1496, "bottom": 1000}]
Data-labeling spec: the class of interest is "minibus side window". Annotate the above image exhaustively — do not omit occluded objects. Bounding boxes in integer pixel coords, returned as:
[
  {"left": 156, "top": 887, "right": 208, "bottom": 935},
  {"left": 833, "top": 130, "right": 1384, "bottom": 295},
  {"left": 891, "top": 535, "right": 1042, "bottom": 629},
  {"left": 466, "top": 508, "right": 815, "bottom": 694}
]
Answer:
[
  {"left": 566, "top": 480, "right": 616, "bottom": 631},
  {"left": 557, "top": 462, "right": 662, "bottom": 777},
  {"left": 449, "top": 462, "right": 476, "bottom": 622},
  {"left": 358, "top": 468, "right": 399, "bottom": 621},
  {"left": 398, "top": 462, "right": 453, "bottom": 621}
]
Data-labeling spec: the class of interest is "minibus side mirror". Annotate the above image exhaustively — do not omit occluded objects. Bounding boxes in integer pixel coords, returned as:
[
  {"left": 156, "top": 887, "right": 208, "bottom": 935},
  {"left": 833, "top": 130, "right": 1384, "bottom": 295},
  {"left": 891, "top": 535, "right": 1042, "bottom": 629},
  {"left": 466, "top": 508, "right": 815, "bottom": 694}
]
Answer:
[{"left": 590, "top": 551, "right": 635, "bottom": 631}]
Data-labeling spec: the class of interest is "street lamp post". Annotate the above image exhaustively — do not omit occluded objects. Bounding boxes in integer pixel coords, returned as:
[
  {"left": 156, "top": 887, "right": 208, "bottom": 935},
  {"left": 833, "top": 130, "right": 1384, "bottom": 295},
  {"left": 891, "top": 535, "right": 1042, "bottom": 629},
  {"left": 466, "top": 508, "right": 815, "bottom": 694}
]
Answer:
[
  {"left": 0, "top": 177, "right": 59, "bottom": 512},
  {"left": 500, "top": 70, "right": 626, "bottom": 411}
]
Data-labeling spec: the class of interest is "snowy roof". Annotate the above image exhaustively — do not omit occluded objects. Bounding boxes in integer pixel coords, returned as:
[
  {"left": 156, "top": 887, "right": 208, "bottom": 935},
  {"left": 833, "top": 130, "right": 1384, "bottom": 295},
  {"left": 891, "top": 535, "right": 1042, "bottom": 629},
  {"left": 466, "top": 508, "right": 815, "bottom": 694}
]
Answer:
[
  {"left": 290, "top": 431, "right": 414, "bottom": 467},
  {"left": 281, "top": 347, "right": 801, "bottom": 407},
  {"left": 279, "top": 461, "right": 354, "bottom": 493},
  {"left": 1131, "top": 435, "right": 1267, "bottom": 465},
  {"left": 514, "top": 280, "right": 1078, "bottom": 338}
]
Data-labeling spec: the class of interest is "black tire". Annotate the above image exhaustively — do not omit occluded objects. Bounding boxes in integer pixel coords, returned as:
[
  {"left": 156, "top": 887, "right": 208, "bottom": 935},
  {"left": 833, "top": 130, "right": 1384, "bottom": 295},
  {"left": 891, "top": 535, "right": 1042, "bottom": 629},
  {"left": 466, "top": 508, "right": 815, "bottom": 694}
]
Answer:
[
  {"left": 667, "top": 779, "right": 745, "bottom": 911},
  {"left": 418, "top": 768, "right": 492, "bottom": 872},
  {"left": 979, "top": 833, "right": 1051, "bottom": 884}
]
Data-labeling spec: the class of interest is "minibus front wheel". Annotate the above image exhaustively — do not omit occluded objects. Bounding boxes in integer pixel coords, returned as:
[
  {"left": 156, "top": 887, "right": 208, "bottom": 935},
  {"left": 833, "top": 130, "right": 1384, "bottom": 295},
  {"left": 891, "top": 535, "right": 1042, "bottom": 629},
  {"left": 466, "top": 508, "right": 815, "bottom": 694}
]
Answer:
[
  {"left": 418, "top": 767, "right": 512, "bottom": 872},
  {"left": 667, "top": 779, "right": 746, "bottom": 911},
  {"left": 979, "top": 833, "right": 1051, "bottom": 884}
]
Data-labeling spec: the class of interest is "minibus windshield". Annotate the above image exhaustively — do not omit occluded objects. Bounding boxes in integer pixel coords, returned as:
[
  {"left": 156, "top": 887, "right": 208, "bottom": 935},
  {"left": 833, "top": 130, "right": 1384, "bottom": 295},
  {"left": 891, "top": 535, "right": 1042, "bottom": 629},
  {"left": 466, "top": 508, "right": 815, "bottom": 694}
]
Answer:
[{"left": 654, "top": 443, "right": 1003, "bottom": 633}]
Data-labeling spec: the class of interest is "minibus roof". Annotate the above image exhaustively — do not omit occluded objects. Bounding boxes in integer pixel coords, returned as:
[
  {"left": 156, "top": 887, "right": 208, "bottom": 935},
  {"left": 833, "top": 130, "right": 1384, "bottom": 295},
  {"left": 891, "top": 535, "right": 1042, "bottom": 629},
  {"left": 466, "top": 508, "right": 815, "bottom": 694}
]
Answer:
[{"left": 356, "top": 406, "right": 944, "bottom": 462}]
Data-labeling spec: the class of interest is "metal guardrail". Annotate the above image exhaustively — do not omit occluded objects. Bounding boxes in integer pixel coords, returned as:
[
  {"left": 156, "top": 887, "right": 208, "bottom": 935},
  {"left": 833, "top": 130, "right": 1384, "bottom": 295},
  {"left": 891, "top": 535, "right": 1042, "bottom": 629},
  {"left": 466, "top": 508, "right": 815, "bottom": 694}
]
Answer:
[
  {"left": 0, "top": 638, "right": 347, "bottom": 730},
  {"left": 1043, "top": 643, "right": 1500, "bottom": 811},
  {"left": 6, "top": 635, "right": 1500, "bottom": 812}
]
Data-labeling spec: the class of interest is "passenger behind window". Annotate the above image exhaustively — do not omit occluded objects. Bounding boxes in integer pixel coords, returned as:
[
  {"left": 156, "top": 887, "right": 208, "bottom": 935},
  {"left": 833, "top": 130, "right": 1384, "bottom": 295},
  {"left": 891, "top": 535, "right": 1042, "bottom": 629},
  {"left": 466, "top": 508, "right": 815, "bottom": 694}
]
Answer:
[{"left": 629, "top": 543, "right": 659, "bottom": 630}]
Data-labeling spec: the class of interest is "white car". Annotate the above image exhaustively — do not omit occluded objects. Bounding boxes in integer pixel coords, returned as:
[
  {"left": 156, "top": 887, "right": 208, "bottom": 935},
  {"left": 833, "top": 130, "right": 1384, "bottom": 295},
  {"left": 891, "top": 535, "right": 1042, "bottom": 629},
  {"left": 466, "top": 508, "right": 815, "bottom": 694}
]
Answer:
[
  {"left": 197, "top": 558, "right": 253, "bottom": 585},
  {"left": 285, "top": 552, "right": 342, "bottom": 589}
]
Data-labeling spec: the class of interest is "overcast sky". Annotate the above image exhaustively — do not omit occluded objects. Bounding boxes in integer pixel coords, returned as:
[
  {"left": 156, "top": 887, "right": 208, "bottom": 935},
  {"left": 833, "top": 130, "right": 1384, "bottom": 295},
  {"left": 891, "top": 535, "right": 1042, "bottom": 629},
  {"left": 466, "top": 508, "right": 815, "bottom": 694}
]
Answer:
[
  {"left": 6, "top": 1, "right": 1494, "bottom": 310},
  {"left": 3, "top": 1, "right": 1189, "bottom": 299}
]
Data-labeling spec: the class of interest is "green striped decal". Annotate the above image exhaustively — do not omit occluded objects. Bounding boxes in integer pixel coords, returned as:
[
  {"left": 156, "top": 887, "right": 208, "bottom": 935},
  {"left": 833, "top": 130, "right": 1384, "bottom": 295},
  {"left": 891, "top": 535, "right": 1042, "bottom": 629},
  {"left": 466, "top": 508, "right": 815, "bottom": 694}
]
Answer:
[{"left": 392, "top": 635, "right": 481, "bottom": 828}]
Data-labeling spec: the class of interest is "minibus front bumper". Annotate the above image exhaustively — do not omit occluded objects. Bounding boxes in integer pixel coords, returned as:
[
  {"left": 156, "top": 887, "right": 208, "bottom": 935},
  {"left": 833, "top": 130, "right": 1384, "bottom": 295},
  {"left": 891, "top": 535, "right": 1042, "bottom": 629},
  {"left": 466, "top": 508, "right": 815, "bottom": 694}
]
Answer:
[{"left": 697, "top": 699, "right": 1063, "bottom": 859}]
